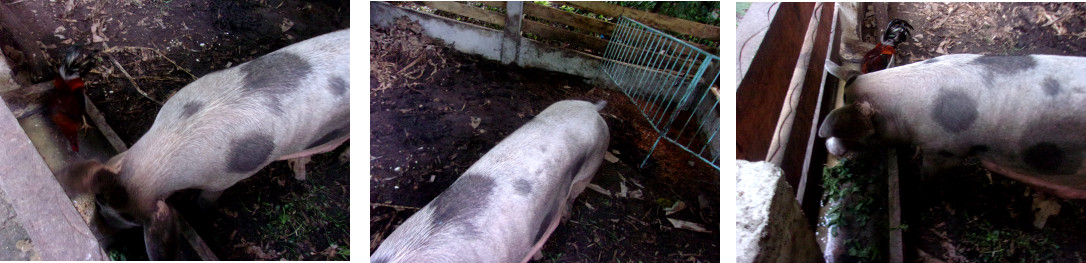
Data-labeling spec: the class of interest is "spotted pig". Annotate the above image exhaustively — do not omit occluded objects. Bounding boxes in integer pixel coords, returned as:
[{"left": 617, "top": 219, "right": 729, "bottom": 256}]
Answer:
[
  {"left": 371, "top": 100, "right": 610, "bottom": 263},
  {"left": 65, "top": 29, "right": 349, "bottom": 259},
  {"left": 819, "top": 54, "right": 1086, "bottom": 199}
]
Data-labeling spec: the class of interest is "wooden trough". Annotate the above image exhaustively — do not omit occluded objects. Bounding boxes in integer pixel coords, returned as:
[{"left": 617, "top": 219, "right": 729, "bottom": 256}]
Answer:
[
  {"left": 0, "top": 48, "right": 217, "bottom": 260},
  {"left": 737, "top": 2, "right": 906, "bottom": 262}
]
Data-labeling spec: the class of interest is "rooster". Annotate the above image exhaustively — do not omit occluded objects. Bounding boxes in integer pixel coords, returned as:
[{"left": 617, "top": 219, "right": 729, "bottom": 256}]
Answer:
[
  {"left": 49, "top": 45, "right": 95, "bottom": 152},
  {"left": 861, "top": 19, "right": 913, "bottom": 74}
]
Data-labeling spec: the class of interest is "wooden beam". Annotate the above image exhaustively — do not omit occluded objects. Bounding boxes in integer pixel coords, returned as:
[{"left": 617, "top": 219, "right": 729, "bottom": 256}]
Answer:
[
  {"left": 888, "top": 148, "right": 904, "bottom": 263},
  {"left": 423, "top": 1, "right": 505, "bottom": 26},
  {"left": 522, "top": 19, "right": 608, "bottom": 53},
  {"left": 477, "top": 1, "right": 506, "bottom": 8},
  {"left": 778, "top": 3, "right": 834, "bottom": 192},
  {"left": 524, "top": 2, "right": 615, "bottom": 37},
  {"left": 799, "top": 3, "right": 845, "bottom": 230},
  {"left": 736, "top": 2, "right": 815, "bottom": 161},
  {"left": 555, "top": 1, "right": 719, "bottom": 41},
  {"left": 177, "top": 208, "right": 220, "bottom": 260}
]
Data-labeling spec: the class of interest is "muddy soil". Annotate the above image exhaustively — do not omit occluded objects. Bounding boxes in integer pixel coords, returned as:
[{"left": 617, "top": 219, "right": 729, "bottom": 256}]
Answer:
[
  {"left": 369, "top": 18, "right": 720, "bottom": 262},
  {"left": 0, "top": 0, "right": 349, "bottom": 260},
  {"left": 868, "top": 3, "right": 1086, "bottom": 262}
]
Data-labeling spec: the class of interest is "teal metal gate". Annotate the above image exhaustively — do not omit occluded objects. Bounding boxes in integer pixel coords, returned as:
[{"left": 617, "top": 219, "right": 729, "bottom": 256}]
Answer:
[{"left": 599, "top": 16, "right": 720, "bottom": 170}]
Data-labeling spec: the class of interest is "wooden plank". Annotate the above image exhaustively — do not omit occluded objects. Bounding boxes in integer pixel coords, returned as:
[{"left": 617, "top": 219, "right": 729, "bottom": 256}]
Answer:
[
  {"left": 888, "top": 148, "right": 904, "bottom": 263},
  {"left": 555, "top": 1, "right": 719, "bottom": 41},
  {"left": 737, "top": 3, "right": 777, "bottom": 81},
  {"left": 524, "top": 2, "right": 615, "bottom": 37},
  {"left": 176, "top": 210, "right": 219, "bottom": 260},
  {"left": 772, "top": 3, "right": 834, "bottom": 191},
  {"left": 522, "top": 19, "right": 608, "bottom": 53},
  {"left": 477, "top": 1, "right": 505, "bottom": 8},
  {"left": 83, "top": 92, "right": 127, "bottom": 152},
  {"left": 798, "top": 3, "right": 844, "bottom": 230},
  {"left": 423, "top": 1, "right": 505, "bottom": 26},
  {"left": 736, "top": 2, "right": 814, "bottom": 161}
]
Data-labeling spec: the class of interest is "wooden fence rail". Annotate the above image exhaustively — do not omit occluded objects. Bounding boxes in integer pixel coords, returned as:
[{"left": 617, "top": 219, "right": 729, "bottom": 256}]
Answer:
[{"left": 413, "top": 1, "right": 718, "bottom": 56}]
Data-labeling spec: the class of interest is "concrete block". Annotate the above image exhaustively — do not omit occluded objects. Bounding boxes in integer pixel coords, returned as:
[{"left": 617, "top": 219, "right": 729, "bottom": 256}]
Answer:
[{"left": 737, "top": 160, "right": 821, "bottom": 263}]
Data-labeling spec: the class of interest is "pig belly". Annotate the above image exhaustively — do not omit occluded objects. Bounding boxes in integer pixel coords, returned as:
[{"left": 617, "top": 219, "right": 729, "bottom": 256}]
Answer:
[
  {"left": 981, "top": 160, "right": 1086, "bottom": 199},
  {"left": 277, "top": 136, "right": 348, "bottom": 160}
]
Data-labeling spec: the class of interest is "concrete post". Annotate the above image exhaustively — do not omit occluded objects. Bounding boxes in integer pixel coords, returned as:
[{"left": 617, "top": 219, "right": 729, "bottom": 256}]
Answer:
[{"left": 501, "top": 1, "right": 524, "bottom": 65}]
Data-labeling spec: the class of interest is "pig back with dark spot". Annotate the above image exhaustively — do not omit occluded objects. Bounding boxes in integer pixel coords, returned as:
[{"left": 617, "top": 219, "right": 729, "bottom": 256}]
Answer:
[
  {"left": 848, "top": 54, "right": 1086, "bottom": 190},
  {"left": 372, "top": 100, "right": 609, "bottom": 263},
  {"left": 119, "top": 29, "right": 349, "bottom": 202}
]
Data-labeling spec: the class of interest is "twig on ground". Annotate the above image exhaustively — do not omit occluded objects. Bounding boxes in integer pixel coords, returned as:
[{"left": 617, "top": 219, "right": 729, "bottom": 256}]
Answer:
[
  {"left": 371, "top": 203, "right": 421, "bottom": 210},
  {"left": 101, "top": 43, "right": 163, "bottom": 104}
]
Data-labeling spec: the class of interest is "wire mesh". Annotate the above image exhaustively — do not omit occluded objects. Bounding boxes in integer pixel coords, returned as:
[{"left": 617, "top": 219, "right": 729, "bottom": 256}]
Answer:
[{"left": 599, "top": 16, "right": 720, "bottom": 170}]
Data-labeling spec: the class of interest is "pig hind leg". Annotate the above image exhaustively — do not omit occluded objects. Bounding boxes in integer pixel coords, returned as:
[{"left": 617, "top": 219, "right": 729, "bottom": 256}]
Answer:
[{"left": 198, "top": 190, "right": 224, "bottom": 211}]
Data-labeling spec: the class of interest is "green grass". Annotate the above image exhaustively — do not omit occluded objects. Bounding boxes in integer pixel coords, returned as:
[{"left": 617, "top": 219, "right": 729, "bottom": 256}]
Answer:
[
  {"left": 962, "top": 221, "right": 1059, "bottom": 262},
  {"left": 254, "top": 181, "right": 349, "bottom": 259},
  {"left": 821, "top": 157, "right": 885, "bottom": 262}
]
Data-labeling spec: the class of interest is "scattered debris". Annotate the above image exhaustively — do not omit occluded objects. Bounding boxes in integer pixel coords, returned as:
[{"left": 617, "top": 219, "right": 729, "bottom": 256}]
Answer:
[
  {"left": 664, "top": 200, "right": 686, "bottom": 215},
  {"left": 666, "top": 218, "right": 710, "bottom": 233},
  {"left": 1031, "top": 192, "right": 1061, "bottom": 229},
  {"left": 604, "top": 151, "right": 619, "bottom": 163},
  {"left": 586, "top": 183, "right": 612, "bottom": 197}
]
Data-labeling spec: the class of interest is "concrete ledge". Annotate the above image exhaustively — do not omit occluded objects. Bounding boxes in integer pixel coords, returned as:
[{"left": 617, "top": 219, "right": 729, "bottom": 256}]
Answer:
[
  {"left": 0, "top": 46, "right": 107, "bottom": 260},
  {"left": 0, "top": 97, "right": 108, "bottom": 260},
  {"left": 736, "top": 160, "right": 820, "bottom": 263},
  {"left": 371, "top": 1, "right": 601, "bottom": 79}
]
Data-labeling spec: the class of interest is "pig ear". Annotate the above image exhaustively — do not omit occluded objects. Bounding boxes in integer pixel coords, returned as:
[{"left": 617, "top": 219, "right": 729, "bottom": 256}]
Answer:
[
  {"left": 818, "top": 102, "right": 875, "bottom": 139},
  {"left": 61, "top": 160, "right": 120, "bottom": 195},
  {"left": 144, "top": 200, "right": 180, "bottom": 260}
]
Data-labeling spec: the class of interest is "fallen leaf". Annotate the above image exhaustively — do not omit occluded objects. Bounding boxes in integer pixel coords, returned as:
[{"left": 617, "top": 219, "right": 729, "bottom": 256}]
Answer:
[
  {"left": 665, "top": 200, "right": 687, "bottom": 215},
  {"left": 604, "top": 151, "right": 619, "bottom": 163},
  {"left": 280, "top": 18, "right": 295, "bottom": 32},
  {"left": 470, "top": 116, "right": 481, "bottom": 129},
  {"left": 1032, "top": 192, "right": 1061, "bottom": 229},
  {"left": 321, "top": 244, "right": 338, "bottom": 258},
  {"left": 586, "top": 183, "right": 611, "bottom": 196},
  {"left": 616, "top": 181, "right": 628, "bottom": 198},
  {"left": 666, "top": 218, "right": 710, "bottom": 233}
]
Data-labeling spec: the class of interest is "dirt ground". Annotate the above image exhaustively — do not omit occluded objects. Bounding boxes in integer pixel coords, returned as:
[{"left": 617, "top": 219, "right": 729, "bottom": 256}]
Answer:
[
  {"left": 0, "top": 0, "right": 348, "bottom": 260},
  {"left": 864, "top": 3, "right": 1086, "bottom": 262},
  {"left": 369, "top": 18, "right": 720, "bottom": 262}
]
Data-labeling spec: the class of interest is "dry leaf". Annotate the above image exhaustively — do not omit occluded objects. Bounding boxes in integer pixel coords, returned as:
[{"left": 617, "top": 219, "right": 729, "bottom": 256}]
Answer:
[
  {"left": 470, "top": 116, "right": 481, "bottom": 129},
  {"left": 665, "top": 200, "right": 686, "bottom": 215},
  {"left": 666, "top": 218, "right": 710, "bottom": 233},
  {"left": 604, "top": 151, "right": 619, "bottom": 163},
  {"left": 586, "top": 183, "right": 611, "bottom": 196},
  {"left": 280, "top": 18, "right": 295, "bottom": 32},
  {"left": 1032, "top": 192, "right": 1061, "bottom": 229}
]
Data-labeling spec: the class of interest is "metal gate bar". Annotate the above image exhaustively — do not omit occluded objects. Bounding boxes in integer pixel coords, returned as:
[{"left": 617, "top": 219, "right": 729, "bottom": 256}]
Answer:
[{"left": 599, "top": 16, "right": 720, "bottom": 170}]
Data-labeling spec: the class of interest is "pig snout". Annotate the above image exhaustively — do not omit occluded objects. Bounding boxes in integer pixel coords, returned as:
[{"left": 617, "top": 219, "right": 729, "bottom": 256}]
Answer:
[
  {"left": 372, "top": 100, "right": 610, "bottom": 263},
  {"left": 822, "top": 54, "right": 1086, "bottom": 199},
  {"left": 63, "top": 29, "right": 349, "bottom": 260}
]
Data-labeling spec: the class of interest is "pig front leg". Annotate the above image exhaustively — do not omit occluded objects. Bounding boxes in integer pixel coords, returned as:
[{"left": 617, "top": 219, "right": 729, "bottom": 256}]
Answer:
[
  {"left": 288, "top": 156, "right": 311, "bottom": 180},
  {"left": 144, "top": 200, "right": 182, "bottom": 260}
]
